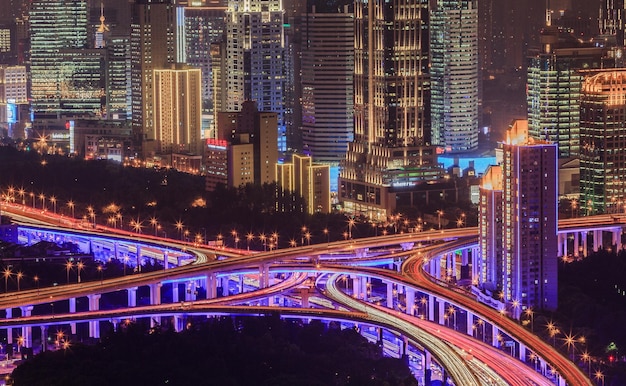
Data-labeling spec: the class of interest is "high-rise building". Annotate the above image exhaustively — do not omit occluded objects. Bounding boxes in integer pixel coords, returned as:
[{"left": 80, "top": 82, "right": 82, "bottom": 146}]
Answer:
[
  {"left": 600, "top": 0, "right": 625, "bottom": 50},
  {"left": 430, "top": 0, "right": 479, "bottom": 153},
  {"left": 339, "top": 0, "right": 441, "bottom": 219},
  {"left": 224, "top": 0, "right": 286, "bottom": 152},
  {"left": 479, "top": 120, "right": 558, "bottom": 312},
  {"left": 131, "top": 0, "right": 178, "bottom": 154},
  {"left": 478, "top": 165, "right": 503, "bottom": 290},
  {"left": 181, "top": 3, "right": 226, "bottom": 114},
  {"left": 30, "top": 0, "right": 101, "bottom": 120},
  {"left": 105, "top": 34, "right": 131, "bottom": 120},
  {"left": 527, "top": 28, "right": 614, "bottom": 159},
  {"left": 216, "top": 101, "right": 278, "bottom": 185},
  {"left": 300, "top": 5, "right": 354, "bottom": 165},
  {"left": 579, "top": 70, "right": 626, "bottom": 215},
  {"left": 153, "top": 65, "right": 202, "bottom": 154},
  {"left": 276, "top": 154, "right": 330, "bottom": 214}
]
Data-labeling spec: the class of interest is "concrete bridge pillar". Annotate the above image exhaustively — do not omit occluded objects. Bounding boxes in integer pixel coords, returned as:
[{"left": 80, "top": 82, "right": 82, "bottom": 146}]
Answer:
[
  {"left": 5, "top": 308, "right": 12, "bottom": 344},
  {"left": 557, "top": 233, "right": 563, "bottom": 256},
  {"left": 519, "top": 343, "right": 527, "bottom": 362},
  {"left": 127, "top": 287, "right": 137, "bottom": 307},
  {"left": 582, "top": 231, "right": 588, "bottom": 257},
  {"left": 172, "top": 283, "right": 179, "bottom": 302},
  {"left": 205, "top": 273, "right": 217, "bottom": 299},
  {"left": 405, "top": 287, "right": 415, "bottom": 316},
  {"left": 220, "top": 276, "right": 229, "bottom": 297},
  {"left": 259, "top": 264, "right": 269, "bottom": 289},
  {"left": 573, "top": 232, "right": 580, "bottom": 258},
  {"left": 185, "top": 281, "right": 197, "bottom": 301},
  {"left": 40, "top": 326, "right": 48, "bottom": 351},
  {"left": 466, "top": 311, "right": 473, "bottom": 335},
  {"left": 436, "top": 299, "right": 445, "bottom": 325},
  {"left": 352, "top": 275, "right": 361, "bottom": 299},
  {"left": 149, "top": 283, "right": 162, "bottom": 305},
  {"left": 20, "top": 306, "right": 33, "bottom": 348},
  {"left": 88, "top": 294, "right": 101, "bottom": 339},
  {"left": 593, "top": 230, "right": 601, "bottom": 252},
  {"left": 173, "top": 316, "right": 183, "bottom": 332},
  {"left": 427, "top": 295, "right": 435, "bottom": 322},
  {"left": 135, "top": 245, "right": 142, "bottom": 271},
  {"left": 239, "top": 275, "right": 244, "bottom": 293},
  {"left": 491, "top": 324, "right": 499, "bottom": 347},
  {"left": 69, "top": 297, "right": 77, "bottom": 334},
  {"left": 386, "top": 281, "right": 393, "bottom": 308},
  {"left": 163, "top": 251, "right": 169, "bottom": 270},
  {"left": 612, "top": 228, "right": 622, "bottom": 250}
]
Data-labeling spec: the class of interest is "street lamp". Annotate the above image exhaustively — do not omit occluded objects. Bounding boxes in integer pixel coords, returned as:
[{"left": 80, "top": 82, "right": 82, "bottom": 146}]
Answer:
[
  {"left": 97, "top": 265, "right": 103, "bottom": 284},
  {"left": 524, "top": 308, "right": 534, "bottom": 333},
  {"left": 3, "top": 268, "right": 11, "bottom": 292},
  {"left": 33, "top": 275, "right": 39, "bottom": 294},
  {"left": 150, "top": 217, "right": 158, "bottom": 236},
  {"left": 175, "top": 221, "right": 184, "bottom": 240},
  {"left": 437, "top": 210, "right": 444, "bottom": 230},
  {"left": 323, "top": 228, "right": 329, "bottom": 243},
  {"left": 39, "top": 193, "right": 45, "bottom": 210},
  {"left": 29, "top": 192, "right": 34, "bottom": 208},
  {"left": 246, "top": 233, "right": 254, "bottom": 250},
  {"left": 348, "top": 218, "right": 355, "bottom": 239},
  {"left": 77, "top": 261, "right": 84, "bottom": 283},
  {"left": 16, "top": 271, "right": 22, "bottom": 291},
  {"left": 67, "top": 200, "right": 75, "bottom": 219},
  {"left": 594, "top": 370, "right": 604, "bottom": 386},
  {"left": 50, "top": 196, "right": 56, "bottom": 214},
  {"left": 65, "top": 261, "right": 73, "bottom": 284}
]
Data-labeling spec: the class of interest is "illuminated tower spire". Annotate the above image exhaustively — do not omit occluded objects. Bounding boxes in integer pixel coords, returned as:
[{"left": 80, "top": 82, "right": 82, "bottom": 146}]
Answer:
[{"left": 95, "top": 2, "right": 109, "bottom": 49}]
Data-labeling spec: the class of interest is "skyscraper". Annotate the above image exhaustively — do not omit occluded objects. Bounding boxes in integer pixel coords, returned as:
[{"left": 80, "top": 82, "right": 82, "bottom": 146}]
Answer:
[
  {"left": 339, "top": 0, "right": 438, "bottom": 219},
  {"left": 430, "top": 0, "right": 479, "bottom": 153},
  {"left": 181, "top": 3, "right": 226, "bottom": 114},
  {"left": 153, "top": 65, "right": 202, "bottom": 154},
  {"left": 579, "top": 70, "right": 626, "bottom": 215},
  {"left": 30, "top": 0, "right": 103, "bottom": 120},
  {"left": 224, "top": 0, "right": 286, "bottom": 152},
  {"left": 131, "top": 0, "right": 178, "bottom": 154},
  {"left": 527, "top": 26, "right": 614, "bottom": 158},
  {"left": 480, "top": 120, "right": 558, "bottom": 312},
  {"left": 300, "top": 5, "right": 354, "bottom": 165}
]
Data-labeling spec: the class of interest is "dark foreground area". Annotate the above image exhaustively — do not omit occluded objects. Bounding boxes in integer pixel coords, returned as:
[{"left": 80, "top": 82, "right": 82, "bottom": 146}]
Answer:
[{"left": 9, "top": 315, "right": 417, "bottom": 386}]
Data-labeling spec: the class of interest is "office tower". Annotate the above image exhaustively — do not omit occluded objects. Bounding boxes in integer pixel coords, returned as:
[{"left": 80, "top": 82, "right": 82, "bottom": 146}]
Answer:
[
  {"left": 478, "top": 165, "right": 503, "bottom": 290},
  {"left": 527, "top": 28, "right": 614, "bottom": 158},
  {"left": 579, "top": 70, "right": 626, "bottom": 215},
  {"left": 339, "top": 0, "right": 439, "bottom": 219},
  {"left": 480, "top": 120, "right": 558, "bottom": 312},
  {"left": 181, "top": 3, "right": 226, "bottom": 114},
  {"left": 430, "top": 0, "right": 479, "bottom": 153},
  {"left": 94, "top": 4, "right": 110, "bottom": 49},
  {"left": 300, "top": 5, "right": 354, "bottom": 165},
  {"left": 276, "top": 154, "right": 331, "bottom": 214},
  {"left": 0, "top": 65, "right": 27, "bottom": 132},
  {"left": 210, "top": 41, "right": 227, "bottom": 130},
  {"left": 225, "top": 0, "right": 286, "bottom": 152},
  {"left": 153, "top": 66, "right": 202, "bottom": 154},
  {"left": 131, "top": 0, "right": 178, "bottom": 153},
  {"left": 105, "top": 34, "right": 131, "bottom": 120},
  {"left": 600, "top": 0, "right": 625, "bottom": 48},
  {"left": 205, "top": 138, "right": 228, "bottom": 191},
  {"left": 216, "top": 101, "right": 278, "bottom": 185},
  {"left": 30, "top": 0, "right": 99, "bottom": 120}
]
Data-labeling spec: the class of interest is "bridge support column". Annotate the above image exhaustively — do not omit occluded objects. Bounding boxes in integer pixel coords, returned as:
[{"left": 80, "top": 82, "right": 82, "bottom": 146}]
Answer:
[
  {"left": 5, "top": 308, "right": 12, "bottom": 344},
  {"left": 149, "top": 283, "right": 162, "bottom": 305},
  {"left": 220, "top": 276, "right": 229, "bottom": 296},
  {"left": 172, "top": 283, "right": 179, "bottom": 302},
  {"left": 612, "top": 228, "right": 622, "bottom": 250},
  {"left": 405, "top": 287, "right": 415, "bottom": 316},
  {"left": 557, "top": 233, "right": 563, "bottom": 256},
  {"left": 386, "top": 281, "right": 393, "bottom": 308},
  {"left": 491, "top": 325, "right": 499, "bottom": 347},
  {"left": 558, "top": 375, "right": 566, "bottom": 386},
  {"left": 363, "top": 277, "right": 369, "bottom": 301},
  {"left": 40, "top": 326, "right": 48, "bottom": 351},
  {"left": 69, "top": 298, "right": 77, "bottom": 335},
  {"left": 593, "top": 230, "right": 601, "bottom": 252},
  {"left": 173, "top": 316, "right": 183, "bottom": 332},
  {"left": 519, "top": 343, "right": 527, "bottom": 361},
  {"left": 573, "top": 232, "right": 580, "bottom": 258},
  {"left": 185, "top": 281, "right": 196, "bottom": 301},
  {"left": 20, "top": 306, "right": 33, "bottom": 348},
  {"left": 436, "top": 299, "right": 445, "bottom": 325},
  {"left": 352, "top": 275, "right": 361, "bottom": 299},
  {"left": 582, "top": 231, "right": 588, "bottom": 257},
  {"left": 424, "top": 351, "right": 432, "bottom": 384},
  {"left": 239, "top": 275, "right": 244, "bottom": 293},
  {"left": 163, "top": 251, "right": 169, "bottom": 270},
  {"left": 427, "top": 295, "right": 434, "bottom": 322},
  {"left": 206, "top": 273, "right": 217, "bottom": 299},
  {"left": 259, "top": 264, "right": 269, "bottom": 289},
  {"left": 151, "top": 316, "right": 161, "bottom": 328},
  {"left": 136, "top": 246, "right": 142, "bottom": 270},
  {"left": 471, "top": 247, "right": 480, "bottom": 284},
  {"left": 466, "top": 311, "right": 473, "bottom": 335},
  {"left": 88, "top": 294, "right": 101, "bottom": 339},
  {"left": 127, "top": 287, "right": 137, "bottom": 307}
]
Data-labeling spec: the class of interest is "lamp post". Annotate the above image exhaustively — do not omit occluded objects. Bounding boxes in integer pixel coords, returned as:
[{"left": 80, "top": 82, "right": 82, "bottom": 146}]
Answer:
[
  {"left": 323, "top": 228, "right": 329, "bottom": 243},
  {"left": 175, "top": 221, "right": 184, "bottom": 240},
  {"left": 77, "top": 261, "right": 84, "bottom": 283},
  {"left": 50, "top": 196, "right": 56, "bottom": 214},
  {"left": 437, "top": 210, "right": 444, "bottom": 230},
  {"left": 16, "top": 271, "right": 22, "bottom": 291},
  {"left": 67, "top": 200, "right": 75, "bottom": 219},
  {"left": 29, "top": 192, "right": 34, "bottom": 208},
  {"left": 3, "top": 268, "right": 11, "bottom": 292},
  {"left": 39, "top": 193, "right": 45, "bottom": 210},
  {"left": 150, "top": 217, "right": 158, "bottom": 236},
  {"left": 97, "top": 265, "right": 103, "bottom": 284},
  {"left": 33, "top": 275, "right": 39, "bottom": 294},
  {"left": 246, "top": 233, "right": 254, "bottom": 250},
  {"left": 65, "top": 261, "right": 73, "bottom": 284}
]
